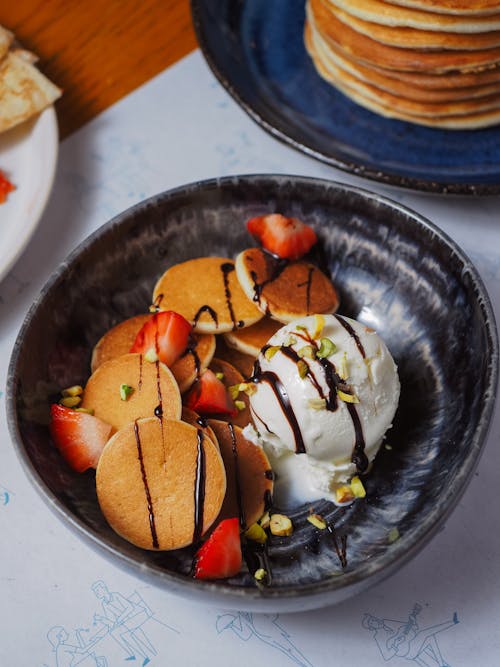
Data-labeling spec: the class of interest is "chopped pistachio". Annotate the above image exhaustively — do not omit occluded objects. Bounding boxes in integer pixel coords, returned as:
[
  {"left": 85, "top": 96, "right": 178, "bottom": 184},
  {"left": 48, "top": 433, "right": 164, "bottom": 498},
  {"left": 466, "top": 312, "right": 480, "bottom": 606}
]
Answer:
[
  {"left": 388, "top": 527, "right": 400, "bottom": 543},
  {"left": 259, "top": 511, "right": 271, "bottom": 530},
  {"left": 283, "top": 335, "right": 297, "bottom": 347},
  {"left": 312, "top": 314, "right": 325, "bottom": 339},
  {"left": 120, "top": 384, "right": 134, "bottom": 401},
  {"left": 317, "top": 337, "right": 336, "bottom": 359},
  {"left": 238, "top": 382, "right": 257, "bottom": 396},
  {"left": 297, "top": 345, "right": 315, "bottom": 359},
  {"left": 148, "top": 303, "right": 159, "bottom": 313},
  {"left": 264, "top": 345, "right": 280, "bottom": 361},
  {"left": 245, "top": 523, "right": 268, "bottom": 544},
  {"left": 270, "top": 514, "right": 293, "bottom": 537},
  {"left": 350, "top": 476, "right": 366, "bottom": 498},
  {"left": 75, "top": 407, "right": 94, "bottom": 415},
  {"left": 59, "top": 396, "right": 82, "bottom": 408},
  {"left": 335, "top": 485, "right": 354, "bottom": 504},
  {"left": 234, "top": 400, "right": 246, "bottom": 412},
  {"left": 307, "top": 514, "right": 327, "bottom": 530},
  {"left": 61, "top": 385, "right": 83, "bottom": 398},
  {"left": 215, "top": 371, "right": 224, "bottom": 381},
  {"left": 295, "top": 324, "right": 308, "bottom": 333},
  {"left": 254, "top": 568, "right": 268, "bottom": 582},
  {"left": 297, "top": 360, "right": 309, "bottom": 379},
  {"left": 308, "top": 397, "right": 326, "bottom": 410},
  {"left": 337, "top": 389, "right": 359, "bottom": 404},
  {"left": 144, "top": 347, "right": 158, "bottom": 363},
  {"left": 339, "top": 352, "right": 349, "bottom": 380},
  {"left": 228, "top": 384, "right": 241, "bottom": 400}
]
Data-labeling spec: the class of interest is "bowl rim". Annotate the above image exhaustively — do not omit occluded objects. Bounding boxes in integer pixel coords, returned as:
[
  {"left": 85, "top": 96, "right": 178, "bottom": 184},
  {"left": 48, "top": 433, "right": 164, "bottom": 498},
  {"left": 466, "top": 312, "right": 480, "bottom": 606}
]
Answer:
[{"left": 6, "top": 173, "right": 499, "bottom": 610}]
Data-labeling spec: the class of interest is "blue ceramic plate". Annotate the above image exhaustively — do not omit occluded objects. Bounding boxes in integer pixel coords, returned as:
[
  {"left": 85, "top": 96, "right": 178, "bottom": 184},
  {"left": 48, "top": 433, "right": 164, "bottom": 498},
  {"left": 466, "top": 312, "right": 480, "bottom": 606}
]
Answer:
[
  {"left": 7, "top": 176, "right": 498, "bottom": 611},
  {"left": 192, "top": 0, "right": 500, "bottom": 195}
]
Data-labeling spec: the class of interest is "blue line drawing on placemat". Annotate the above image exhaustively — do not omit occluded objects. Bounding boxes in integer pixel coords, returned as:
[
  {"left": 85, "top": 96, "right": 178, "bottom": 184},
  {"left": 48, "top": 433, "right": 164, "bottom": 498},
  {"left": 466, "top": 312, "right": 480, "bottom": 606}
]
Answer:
[
  {"left": 46, "top": 580, "right": 179, "bottom": 667},
  {"left": 362, "top": 603, "right": 459, "bottom": 666},
  {"left": 216, "top": 611, "right": 314, "bottom": 667},
  {"left": 0, "top": 483, "right": 13, "bottom": 506}
]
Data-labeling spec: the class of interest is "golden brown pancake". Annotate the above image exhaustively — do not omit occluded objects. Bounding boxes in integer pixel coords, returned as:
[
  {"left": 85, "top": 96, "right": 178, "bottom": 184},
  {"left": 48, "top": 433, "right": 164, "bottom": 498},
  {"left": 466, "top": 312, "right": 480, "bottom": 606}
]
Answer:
[
  {"left": 96, "top": 418, "right": 226, "bottom": 550},
  {"left": 329, "top": 4, "right": 500, "bottom": 49},
  {"left": 215, "top": 336, "right": 256, "bottom": 379},
  {"left": 209, "top": 358, "right": 252, "bottom": 429},
  {"left": 208, "top": 419, "right": 273, "bottom": 530},
  {"left": 324, "top": 0, "right": 500, "bottom": 30},
  {"left": 90, "top": 314, "right": 215, "bottom": 393},
  {"left": 81, "top": 353, "right": 181, "bottom": 432},
  {"left": 152, "top": 257, "right": 264, "bottom": 334},
  {"left": 308, "top": 0, "right": 500, "bottom": 73},
  {"left": 235, "top": 248, "right": 339, "bottom": 323},
  {"left": 181, "top": 406, "right": 219, "bottom": 450},
  {"left": 223, "top": 317, "right": 282, "bottom": 357},
  {"left": 365, "top": 0, "right": 500, "bottom": 16}
]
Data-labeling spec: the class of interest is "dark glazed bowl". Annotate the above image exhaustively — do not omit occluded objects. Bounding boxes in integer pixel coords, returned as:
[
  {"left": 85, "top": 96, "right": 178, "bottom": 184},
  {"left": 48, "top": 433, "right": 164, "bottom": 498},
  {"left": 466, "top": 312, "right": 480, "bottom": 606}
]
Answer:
[{"left": 7, "top": 175, "right": 498, "bottom": 612}]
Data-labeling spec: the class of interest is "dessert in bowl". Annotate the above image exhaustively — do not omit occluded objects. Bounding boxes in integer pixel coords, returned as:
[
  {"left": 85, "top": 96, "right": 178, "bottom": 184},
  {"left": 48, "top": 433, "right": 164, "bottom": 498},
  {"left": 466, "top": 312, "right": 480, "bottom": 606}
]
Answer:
[{"left": 7, "top": 175, "right": 498, "bottom": 611}]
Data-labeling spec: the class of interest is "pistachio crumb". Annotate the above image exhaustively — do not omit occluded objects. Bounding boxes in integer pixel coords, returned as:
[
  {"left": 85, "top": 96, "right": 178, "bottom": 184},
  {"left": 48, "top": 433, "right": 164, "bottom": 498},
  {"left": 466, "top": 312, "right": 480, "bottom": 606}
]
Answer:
[
  {"left": 312, "top": 314, "right": 325, "bottom": 338},
  {"left": 215, "top": 372, "right": 224, "bottom": 381},
  {"left": 270, "top": 514, "right": 293, "bottom": 537},
  {"left": 264, "top": 345, "right": 280, "bottom": 361},
  {"left": 148, "top": 304, "right": 159, "bottom": 313},
  {"left": 59, "top": 396, "right": 82, "bottom": 408},
  {"left": 283, "top": 335, "right": 297, "bottom": 347},
  {"left": 297, "top": 344, "right": 315, "bottom": 359},
  {"left": 75, "top": 407, "right": 94, "bottom": 415},
  {"left": 339, "top": 352, "right": 349, "bottom": 380},
  {"left": 317, "top": 337, "right": 336, "bottom": 359},
  {"left": 337, "top": 389, "right": 359, "bottom": 404},
  {"left": 254, "top": 568, "right": 267, "bottom": 582},
  {"left": 307, "top": 514, "right": 327, "bottom": 530},
  {"left": 61, "top": 385, "right": 83, "bottom": 398},
  {"left": 239, "top": 382, "right": 256, "bottom": 396},
  {"left": 308, "top": 397, "right": 326, "bottom": 410},
  {"left": 234, "top": 400, "right": 246, "bottom": 412},
  {"left": 335, "top": 485, "right": 354, "bottom": 504},
  {"left": 350, "top": 476, "right": 366, "bottom": 498},
  {"left": 120, "top": 384, "right": 134, "bottom": 401},
  {"left": 388, "top": 527, "right": 400, "bottom": 543},
  {"left": 245, "top": 523, "right": 268, "bottom": 544},
  {"left": 297, "top": 360, "right": 309, "bottom": 379},
  {"left": 228, "top": 384, "right": 240, "bottom": 400}
]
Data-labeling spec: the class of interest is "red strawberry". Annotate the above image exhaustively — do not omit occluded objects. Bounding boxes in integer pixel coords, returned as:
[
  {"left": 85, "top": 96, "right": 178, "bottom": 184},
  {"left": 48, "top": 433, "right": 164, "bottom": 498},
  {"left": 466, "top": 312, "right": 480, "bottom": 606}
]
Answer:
[
  {"left": 247, "top": 213, "right": 317, "bottom": 260},
  {"left": 194, "top": 518, "right": 242, "bottom": 580},
  {"left": 0, "top": 170, "right": 15, "bottom": 204},
  {"left": 185, "top": 369, "right": 238, "bottom": 417},
  {"left": 130, "top": 310, "right": 192, "bottom": 367},
  {"left": 49, "top": 404, "right": 112, "bottom": 472}
]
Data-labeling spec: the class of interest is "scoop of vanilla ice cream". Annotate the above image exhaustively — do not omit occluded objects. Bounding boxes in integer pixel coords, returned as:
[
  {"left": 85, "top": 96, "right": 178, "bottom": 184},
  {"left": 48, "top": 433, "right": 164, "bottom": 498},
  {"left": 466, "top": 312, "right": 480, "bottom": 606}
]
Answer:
[{"left": 248, "top": 314, "right": 400, "bottom": 505}]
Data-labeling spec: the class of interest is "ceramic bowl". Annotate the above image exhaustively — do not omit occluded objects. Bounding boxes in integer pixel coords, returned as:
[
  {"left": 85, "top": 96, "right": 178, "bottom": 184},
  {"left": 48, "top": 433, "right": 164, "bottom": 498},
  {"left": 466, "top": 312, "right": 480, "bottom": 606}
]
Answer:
[{"left": 7, "top": 175, "right": 498, "bottom": 612}]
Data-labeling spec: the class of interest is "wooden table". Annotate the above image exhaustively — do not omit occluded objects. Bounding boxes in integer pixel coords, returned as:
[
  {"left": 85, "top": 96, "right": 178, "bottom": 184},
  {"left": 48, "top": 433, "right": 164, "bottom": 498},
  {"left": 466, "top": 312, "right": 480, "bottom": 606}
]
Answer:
[{"left": 0, "top": 0, "right": 198, "bottom": 139}]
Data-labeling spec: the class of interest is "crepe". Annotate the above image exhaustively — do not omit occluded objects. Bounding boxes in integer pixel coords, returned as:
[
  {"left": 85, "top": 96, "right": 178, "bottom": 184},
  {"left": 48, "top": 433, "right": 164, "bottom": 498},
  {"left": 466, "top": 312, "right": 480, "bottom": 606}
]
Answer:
[{"left": 0, "top": 51, "right": 61, "bottom": 133}]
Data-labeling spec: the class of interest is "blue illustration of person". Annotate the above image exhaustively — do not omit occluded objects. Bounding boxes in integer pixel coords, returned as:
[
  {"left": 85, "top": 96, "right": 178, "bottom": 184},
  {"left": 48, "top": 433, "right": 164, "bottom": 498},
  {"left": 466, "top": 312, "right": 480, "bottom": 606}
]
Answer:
[
  {"left": 91, "top": 581, "right": 156, "bottom": 666},
  {"left": 216, "top": 611, "right": 314, "bottom": 667},
  {"left": 47, "top": 626, "right": 107, "bottom": 667},
  {"left": 363, "top": 604, "right": 458, "bottom": 666}
]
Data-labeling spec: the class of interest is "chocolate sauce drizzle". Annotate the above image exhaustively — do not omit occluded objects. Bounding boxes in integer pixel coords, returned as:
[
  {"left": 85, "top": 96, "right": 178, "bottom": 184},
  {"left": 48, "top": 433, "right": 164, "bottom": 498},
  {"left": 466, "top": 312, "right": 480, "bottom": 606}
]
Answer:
[
  {"left": 228, "top": 422, "right": 246, "bottom": 530},
  {"left": 151, "top": 293, "right": 164, "bottom": 311},
  {"left": 133, "top": 420, "right": 159, "bottom": 549},
  {"left": 193, "top": 429, "right": 207, "bottom": 544},
  {"left": 221, "top": 262, "right": 244, "bottom": 330},
  {"left": 327, "top": 523, "right": 348, "bottom": 569},
  {"left": 182, "top": 333, "right": 202, "bottom": 380},
  {"left": 193, "top": 305, "right": 218, "bottom": 328},
  {"left": 297, "top": 266, "right": 315, "bottom": 314},
  {"left": 335, "top": 314, "right": 366, "bottom": 359},
  {"left": 249, "top": 251, "right": 289, "bottom": 314}
]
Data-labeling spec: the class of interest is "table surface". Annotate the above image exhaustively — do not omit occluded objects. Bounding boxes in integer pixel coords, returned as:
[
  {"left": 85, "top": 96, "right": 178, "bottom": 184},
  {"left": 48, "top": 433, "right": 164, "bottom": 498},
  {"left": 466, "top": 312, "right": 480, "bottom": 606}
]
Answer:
[{"left": 0, "top": 0, "right": 197, "bottom": 138}]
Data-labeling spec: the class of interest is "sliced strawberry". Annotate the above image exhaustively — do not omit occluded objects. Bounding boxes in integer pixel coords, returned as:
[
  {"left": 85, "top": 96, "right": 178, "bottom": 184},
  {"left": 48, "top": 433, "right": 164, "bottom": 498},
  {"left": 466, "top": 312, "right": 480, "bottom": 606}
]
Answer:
[
  {"left": 130, "top": 310, "right": 192, "bottom": 367},
  {"left": 185, "top": 369, "right": 238, "bottom": 417},
  {"left": 0, "top": 170, "right": 15, "bottom": 204},
  {"left": 194, "top": 518, "right": 242, "bottom": 580},
  {"left": 49, "top": 404, "right": 112, "bottom": 472},
  {"left": 247, "top": 213, "right": 317, "bottom": 260}
]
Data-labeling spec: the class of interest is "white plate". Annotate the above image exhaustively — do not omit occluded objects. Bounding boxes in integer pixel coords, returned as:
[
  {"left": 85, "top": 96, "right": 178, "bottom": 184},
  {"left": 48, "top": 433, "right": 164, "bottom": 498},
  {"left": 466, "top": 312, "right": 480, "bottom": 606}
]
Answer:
[{"left": 0, "top": 106, "right": 58, "bottom": 282}]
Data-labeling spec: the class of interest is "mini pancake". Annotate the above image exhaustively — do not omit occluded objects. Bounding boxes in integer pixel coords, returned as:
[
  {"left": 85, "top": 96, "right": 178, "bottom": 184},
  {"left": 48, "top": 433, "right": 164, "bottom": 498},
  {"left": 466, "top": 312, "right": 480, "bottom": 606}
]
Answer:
[
  {"left": 91, "top": 314, "right": 215, "bottom": 393},
  {"left": 181, "top": 406, "right": 219, "bottom": 449},
  {"left": 224, "top": 317, "right": 282, "bottom": 357},
  {"left": 386, "top": 0, "right": 500, "bottom": 14},
  {"left": 209, "top": 358, "right": 252, "bottom": 429},
  {"left": 96, "top": 418, "right": 226, "bottom": 550},
  {"left": 235, "top": 248, "right": 339, "bottom": 323},
  {"left": 208, "top": 419, "right": 273, "bottom": 530},
  {"left": 215, "top": 336, "right": 256, "bottom": 379},
  {"left": 152, "top": 257, "right": 264, "bottom": 334},
  {"left": 81, "top": 353, "right": 181, "bottom": 432}
]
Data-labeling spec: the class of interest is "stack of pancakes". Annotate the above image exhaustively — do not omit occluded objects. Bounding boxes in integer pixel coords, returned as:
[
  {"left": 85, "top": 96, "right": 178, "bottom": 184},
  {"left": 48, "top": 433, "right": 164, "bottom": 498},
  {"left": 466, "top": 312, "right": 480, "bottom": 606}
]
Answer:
[{"left": 304, "top": 0, "right": 500, "bottom": 128}]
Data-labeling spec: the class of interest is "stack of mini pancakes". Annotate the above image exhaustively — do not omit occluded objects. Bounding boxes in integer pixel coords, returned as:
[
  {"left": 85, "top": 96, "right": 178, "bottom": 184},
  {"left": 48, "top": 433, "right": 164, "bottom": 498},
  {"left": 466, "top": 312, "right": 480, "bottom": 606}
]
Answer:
[
  {"left": 304, "top": 0, "right": 500, "bottom": 128},
  {"left": 0, "top": 24, "right": 61, "bottom": 134}
]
